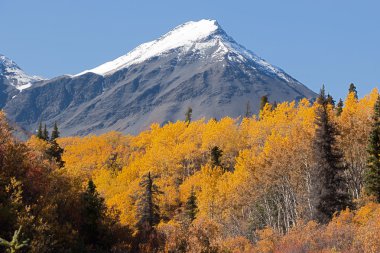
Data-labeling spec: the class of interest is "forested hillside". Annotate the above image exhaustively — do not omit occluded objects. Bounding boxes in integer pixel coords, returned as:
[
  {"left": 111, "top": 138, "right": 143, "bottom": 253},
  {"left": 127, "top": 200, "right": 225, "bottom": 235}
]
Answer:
[{"left": 1, "top": 85, "right": 380, "bottom": 252}]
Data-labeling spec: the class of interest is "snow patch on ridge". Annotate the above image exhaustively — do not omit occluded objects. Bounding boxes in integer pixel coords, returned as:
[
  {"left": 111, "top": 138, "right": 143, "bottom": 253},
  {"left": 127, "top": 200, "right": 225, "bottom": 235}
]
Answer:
[{"left": 17, "top": 83, "right": 32, "bottom": 91}]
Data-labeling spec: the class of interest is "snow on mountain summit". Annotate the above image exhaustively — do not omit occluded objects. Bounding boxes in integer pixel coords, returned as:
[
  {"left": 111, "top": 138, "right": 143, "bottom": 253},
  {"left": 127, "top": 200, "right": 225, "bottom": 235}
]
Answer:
[
  {"left": 75, "top": 19, "right": 293, "bottom": 84},
  {"left": 0, "top": 54, "right": 44, "bottom": 91},
  {"left": 76, "top": 19, "right": 221, "bottom": 76}
]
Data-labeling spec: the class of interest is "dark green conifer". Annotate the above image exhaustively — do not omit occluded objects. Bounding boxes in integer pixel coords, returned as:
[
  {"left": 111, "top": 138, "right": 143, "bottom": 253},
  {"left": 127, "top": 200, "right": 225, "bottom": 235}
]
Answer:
[
  {"left": 44, "top": 122, "right": 64, "bottom": 168},
  {"left": 311, "top": 87, "right": 351, "bottom": 224},
  {"left": 37, "top": 122, "right": 43, "bottom": 139},
  {"left": 349, "top": 83, "right": 358, "bottom": 99},
  {"left": 365, "top": 95, "right": 380, "bottom": 202},
  {"left": 317, "top": 85, "right": 327, "bottom": 105},
  {"left": 185, "top": 188, "right": 198, "bottom": 222},
  {"left": 136, "top": 172, "right": 161, "bottom": 236},
  {"left": 80, "top": 180, "right": 108, "bottom": 250},
  {"left": 43, "top": 124, "right": 49, "bottom": 141},
  {"left": 185, "top": 107, "right": 192, "bottom": 125},
  {"left": 327, "top": 94, "right": 335, "bottom": 106},
  {"left": 210, "top": 146, "right": 223, "bottom": 167},
  {"left": 47, "top": 140, "right": 65, "bottom": 168},
  {"left": 336, "top": 99, "right": 344, "bottom": 116},
  {"left": 260, "top": 96, "right": 269, "bottom": 111},
  {"left": 50, "top": 122, "right": 60, "bottom": 141}
]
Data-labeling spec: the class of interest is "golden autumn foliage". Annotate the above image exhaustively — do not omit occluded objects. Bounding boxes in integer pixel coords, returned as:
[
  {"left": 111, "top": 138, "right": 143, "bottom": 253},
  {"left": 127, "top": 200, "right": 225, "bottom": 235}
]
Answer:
[
  {"left": 41, "top": 88, "right": 379, "bottom": 252},
  {"left": 265, "top": 203, "right": 380, "bottom": 253},
  {"left": 337, "top": 90, "right": 379, "bottom": 198},
  {"left": 58, "top": 131, "right": 131, "bottom": 178}
]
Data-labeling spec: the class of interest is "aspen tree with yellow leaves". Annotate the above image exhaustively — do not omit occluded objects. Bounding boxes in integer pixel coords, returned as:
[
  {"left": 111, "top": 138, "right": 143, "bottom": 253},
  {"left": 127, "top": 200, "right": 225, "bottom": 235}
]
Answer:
[{"left": 337, "top": 89, "right": 379, "bottom": 198}]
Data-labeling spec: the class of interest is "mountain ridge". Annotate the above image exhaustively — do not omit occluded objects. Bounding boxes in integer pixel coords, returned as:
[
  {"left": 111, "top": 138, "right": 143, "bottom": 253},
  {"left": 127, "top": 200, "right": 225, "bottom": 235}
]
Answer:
[{"left": 2, "top": 19, "right": 316, "bottom": 136}]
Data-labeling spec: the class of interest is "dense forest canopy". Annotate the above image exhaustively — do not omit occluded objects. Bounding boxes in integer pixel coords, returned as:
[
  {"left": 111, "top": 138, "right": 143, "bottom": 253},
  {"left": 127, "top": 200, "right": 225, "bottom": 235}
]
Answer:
[{"left": 1, "top": 86, "right": 380, "bottom": 252}]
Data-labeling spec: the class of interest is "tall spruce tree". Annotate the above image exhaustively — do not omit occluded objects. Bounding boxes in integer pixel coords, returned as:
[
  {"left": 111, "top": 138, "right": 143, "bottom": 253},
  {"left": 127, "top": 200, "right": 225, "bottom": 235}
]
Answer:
[
  {"left": 317, "top": 85, "right": 326, "bottom": 105},
  {"left": 43, "top": 124, "right": 49, "bottom": 141},
  {"left": 37, "top": 122, "right": 43, "bottom": 140},
  {"left": 210, "top": 146, "right": 223, "bottom": 167},
  {"left": 327, "top": 94, "right": 335, "bottom": 106},
  {"left": 46, "top": 123, "right": 64, "bottom": 168},
  {"left": 311, "top": 87, "right": 351, "bottom": 224},
  {"left": 47, "top": 140, "right": 65, "bottom": 168},
  {"left": 50, "top": 122, "right": 59, "bottom": 141},
  {"left": 80, "top": 180, "right": 108, "bottom": 250},
  {"left": 185, "top": 188, "right": 198, "bottom": 222},
  {"left": 185, "top": 107, "right": 192, "bottom": 125},
  {"left": 136, "top": 172, "right": 161, "bottom": 237},
  {"left": 336, "top": 99, "right": 344, "bottom": 116},
  {"left": 260, "top": 95, "right": 268, "bottom": 111},
  {"left": 365, "top": 95, "right": 380, "bottom": 202},
  {"left": 349, "top": 83, "right": 358, "bottom": 99}
]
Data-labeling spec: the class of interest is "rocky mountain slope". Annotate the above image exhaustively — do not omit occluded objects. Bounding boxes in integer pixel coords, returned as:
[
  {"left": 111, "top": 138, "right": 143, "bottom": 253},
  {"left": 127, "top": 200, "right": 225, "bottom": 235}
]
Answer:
[{"left": 3, "top": 19, "right": 316, "bottom": 136}]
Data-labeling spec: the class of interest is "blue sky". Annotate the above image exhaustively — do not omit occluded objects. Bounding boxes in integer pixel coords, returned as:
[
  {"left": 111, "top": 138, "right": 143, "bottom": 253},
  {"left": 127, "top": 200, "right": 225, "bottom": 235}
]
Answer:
[{"left": 1, "top": 0, "right": 379, "bottom": 100}]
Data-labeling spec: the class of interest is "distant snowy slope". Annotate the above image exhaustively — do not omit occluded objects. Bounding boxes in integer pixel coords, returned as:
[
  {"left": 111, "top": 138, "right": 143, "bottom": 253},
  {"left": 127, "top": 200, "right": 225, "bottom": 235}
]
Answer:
[{"left": 0, "top": 54, "right": 44, "bottom": 91}]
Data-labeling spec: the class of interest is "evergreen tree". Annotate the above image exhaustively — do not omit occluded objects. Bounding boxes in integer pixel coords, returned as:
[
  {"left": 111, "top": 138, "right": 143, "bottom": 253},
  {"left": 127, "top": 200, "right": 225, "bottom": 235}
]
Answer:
[
  {"left": 50, "top": 122, "right": 60, "bottom": 141},
  {"left": 245, "top": 101, "right": 252, "bottom": 118},
  {"left": 43, "top": 124, "right": 49, "bottom": 141},
  {"left": 185, "top": 107, "right": 192, "bottom": 125},
  {"left": 136, "top": 172, "right": 161, "bottom": 237},
  {"left": 349, "top": 83, "right": 358, "bottom": 99},
  {"left": 327, "top": 94, "right": 335, "bottom": 106},
  {"left": 365, "top": 95, "right": 380, "bottom": 202},
  {"left": 317, "top": 85, "right": 327, "bottom": 105},
  {"left": 47, "top": 140, "right": 65, "bottom": 168},
  {"left": 36, "top": 122, "right": 43, "bottom": 140},
  {"left": 311, "top": 88, "right": 351, "bottom": 224},
  {"left": 336, "top": 99, "right": 344, "bottom": 116},
  {"left": 185, "top": 188, "right": 198, "bottom": 222},
  {"left": 43, "top": 122, "right": 65, "bottom": 168},
  {"left": 210, "top": 146, "right": 223, "bottom": 167},
  {"left": 80, "top": 180, "right": 108, "bottom": 249},
  {"left": 260, "top": 96, "right": 269, "bottom": 111}
]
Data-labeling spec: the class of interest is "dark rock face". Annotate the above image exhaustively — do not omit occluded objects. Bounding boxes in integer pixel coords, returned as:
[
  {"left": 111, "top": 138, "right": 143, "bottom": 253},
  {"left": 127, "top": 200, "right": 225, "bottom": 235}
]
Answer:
[{"left": 0, "top": 76, "right": 12, "bottom": 108}]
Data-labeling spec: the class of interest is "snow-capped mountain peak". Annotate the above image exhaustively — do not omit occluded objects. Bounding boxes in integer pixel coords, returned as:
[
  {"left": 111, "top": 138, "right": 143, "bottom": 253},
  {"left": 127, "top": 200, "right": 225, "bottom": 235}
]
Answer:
[
  {"left": 0, "top": 54, "right": 44, "bottom": 91},
  {"left": 76, "top": 19, "right": 227, "bottom": 76},
  {"left": 75, "top": 19, "right": 292, "bottom": 84},
  {"left": 4, "top": 19, "right": 316, "bottom": 137}
]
